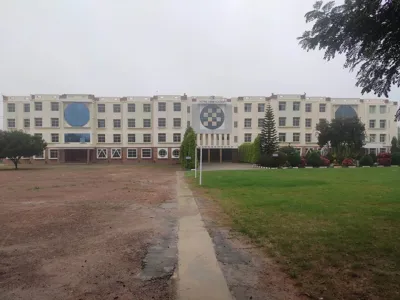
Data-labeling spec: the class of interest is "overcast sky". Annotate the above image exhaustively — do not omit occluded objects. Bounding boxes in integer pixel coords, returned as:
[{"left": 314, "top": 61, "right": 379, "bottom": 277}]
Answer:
[{"left": 1, "top": 0, "right": 399, "bottom": 122}]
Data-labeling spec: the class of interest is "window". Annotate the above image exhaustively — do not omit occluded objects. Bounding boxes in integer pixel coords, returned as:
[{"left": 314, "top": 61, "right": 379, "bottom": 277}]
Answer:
[
  {"left": 380, "top": 120, "right": 386, "bottom": 129},
  {"left": 111, "top": 148, "right": 122, "bottom": 159},
  {"left": 158, "top": 149, "right": 168, "bottom": 158},
  {"left": 49, "top": 149, "right": 58, "bottom": 159},
  {"left": 51, "top": 102, "right": 59, "bottom": 111},
  {"left": 380, "top": 134, "right": 386, "bottom": 143},
  {"left": 158, "top": 133, "right": 166, "bottom": 142},
  {"left": 113, "top": 104, "right": 121, "bottom": 113},
  {"left": 234, "top": 107, "right": 238, "bottom": 113},
  {"left": 293, "top": 117, "right": 300, "bottom": 127},
  {"left": 187, "top": 106, "right": 191, "bottom": 113},
  {"left": 305, "top": 118, "right": 312, "bottom": 128},
  {"left": 143, "top": 103, "right": 151, "bottom": 112},
  {"left": 258, "top": 103, "right": 265, "bottom": 112},
  {"left": 51, "top": 133, "right": 59, "bottom": 143},
  {"left": 97, "top": 134, "right": 105, "bottom": 143},
  {"left": 258, "top": 118, "right": 264, "bottom": 128},
  {"left": 244, "top": 103, "right": 252, "bottom": 112},
  {"left": 113, "top": 119, "right": 121, "bottom": 128},
  {"left": 173, "top": 133, "right": 181, "bottom": 143},
  {"left": 293, "top": 133, "right": 300, "bottom": 142},
  {"left": 380, "top": 148, "right": 387, "bottom": 153},
  {"left": 34, "top": 133, "right": 42, "bottom": 138},
  {"left": 7, "top": 119, "right": 15, "bottom": 128},
  {"left": 279, "top": 117, "right": 286, "bottom": 127},
  {"left": 369, "top": 105, "right": 376, "bottom": 113},
  {"left": 158, "top": 102, "right": 166, "bottom": 111},
  {"left": 7, "top": 103, "right": 15, "bottom": 112},
  {"left": 158, "top": 118, "right": 166, "bottom": 127},
  {"left": 173, "top": 118, "right": 181, "bottom": 127},
  {"left": 319, "top": 103, "right": 326, "bottom": 112},
  {"left": 127, "top": 148, "right": 137, "bottom": 159},
  {"left": 35, "top": 118, "right": 42, "bottom": 127},
  {"left": 128, "top": 103, "right": 135, "bottom": 112},
  {"left": 97, "top": 148, "right": 107, "bottom": 159},
  {"left": 234, "top": 121, "right": 238, "bottom": 128},
  {"left": 369, "top": 120, "right": 376, "bottom": 128},
  {"left": 35, "top": 102, "right": 42, "bottom": 111},
  {"left": 172, "top": 149, "right": 180, "bottom": 158},
  {"left": 305, "top": 133, "right": 312, "bottom": 143},
  {"left": 173, "top": 102, "right": 181, "bottom": 112},
  {"left": 244, "top": 133, "right": 252, "bottom": 142},
  {"left": 98, "top": 119, "right": 105, "bottom": 128},
  {"left": 305, "top": 103, "right": 312, "bottom": 112},
  {"left": 380, "top": 105, "right": 386, "bottom": 114},
  {"left": 370, "top": 148, "right": 377, "bottom": 155},
  {"left": 51, "top": 118, "right": 59, "bottom": 127},
  {"left": 142, "top": 148, "right": 152, "bottom": 158},
  {"left": 143, "top": 119, "right": 151, "bottom": 128},
  {"left": 279, "top": 133, "right": 286, "bottom": 142},
  {"left": 24, "top": 119, "right": 30, "bottom": 128},
  {"left": 98, "top": 104, "right": 105, "bottom": 113},
  {"left": 125, "top": 133, "right": 135, "bottom": 143},
  {"left": 293, "top": 102, "right": 300, "bottom": 111},
  {"left": 113, "top": 134, "right": 121, "bottom": 143},
  {"left": 370, "top": 134, "right": 376, "bottom": 142},
  {"left": 143, "top": 134, "right": 151, "bottom": 143},
  {"left": 24, "top": 103, "right": 30, "bottom": 112},
  {"left": 279, "top": 102, "right": 286, "bottom": 111},
  {"left": 234, "top": 136, "right": 238, "bottom": 143},
  {"left": 244, "top": 118, "right": 252, "bottom": 128},
  {"left": 127, "top": 119, "right": 136, "bottom": 128}
]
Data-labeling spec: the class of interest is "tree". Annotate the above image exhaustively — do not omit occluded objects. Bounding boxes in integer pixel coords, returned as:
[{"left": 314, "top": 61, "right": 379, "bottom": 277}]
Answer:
[
  {"left": 391, "top": 137, "right": 400, "bottom": 153},
  {"left": 316, "top": 117, "right": 366, "bottom": 159},
  {"left": 298, "top": 1, "right": 400, "bottom": 120},
  {"left": 0, "top": 130, "right": 47, "bottom": 169},
  {"left": 179, "top": 126, "right": 196, "bottom": 169},
  {"left": 251, "top": 135, "right": 261, "bottom": 163},
  {"left": 260, "top": 104, "right": 278, "bottom": 155}
]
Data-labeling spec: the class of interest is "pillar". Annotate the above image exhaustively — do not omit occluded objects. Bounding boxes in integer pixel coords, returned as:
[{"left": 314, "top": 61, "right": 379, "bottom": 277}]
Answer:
[
  {"left": 86, "top": 149, "right": 90, "bottom": 164},
  {"left": 208, "top": 149, "right": 211, "bottom": 163},
  {"left": 220, "top": 148, "right": 222, "bottom": 163}
]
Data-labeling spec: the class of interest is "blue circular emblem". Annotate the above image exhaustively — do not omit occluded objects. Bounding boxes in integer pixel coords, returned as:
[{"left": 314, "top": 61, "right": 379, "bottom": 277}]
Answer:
[
  {"left": 64, "top": 103, "right": 90, "bottom": 127},
  {"left": 200, "top": 104, "right": 225, "bottom": 130}
]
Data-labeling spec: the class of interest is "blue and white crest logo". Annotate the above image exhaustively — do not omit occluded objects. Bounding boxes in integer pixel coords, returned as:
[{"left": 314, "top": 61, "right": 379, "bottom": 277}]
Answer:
[{"left": 200, "top": 104, "right": 225, "bottom": 130}]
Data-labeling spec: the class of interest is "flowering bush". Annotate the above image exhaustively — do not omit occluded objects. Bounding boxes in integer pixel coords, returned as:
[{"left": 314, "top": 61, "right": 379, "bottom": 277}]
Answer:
[
  {"left": 377, "top": 152, "right": 391, "bottom": 166},
  {"left": 320, "top": 156, "right": 330, "bottom": 166},
  {"left": 342, "top": 158, "right": 355, "bottom": 167},
  {"left": 299, "top": 157, "right": 307, "bottom": 168}
]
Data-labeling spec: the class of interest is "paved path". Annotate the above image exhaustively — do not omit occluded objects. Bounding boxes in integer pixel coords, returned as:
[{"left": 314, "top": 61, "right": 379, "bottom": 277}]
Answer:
[{"left": 176, "top": 172, "right": 232, "bottom": 300}]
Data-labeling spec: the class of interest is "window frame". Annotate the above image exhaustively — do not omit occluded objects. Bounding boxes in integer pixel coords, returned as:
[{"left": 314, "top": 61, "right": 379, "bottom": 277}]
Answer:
[
  {"left": 113, "top": 104, "right": 121, "bottom": 113},
  {"left": 97, "top": 134, "right": 106, "bottom": 143},
  {"left": 379, "top": 105, "right": 386, "bottom": 114},
  {"left": 305, "top": 133, "right": 312, "bottom": 143},
  {"left": 127, "top": 148, "right": 138, "bottom": 159},
  {"left": 258, "top": 103, "right": 265, "bottom": 112},
  {"left": 244, "top": 118, "right": 252, "bottom": 128},
  {"left": 51, "top": 133, "right": 59, "bottom": 143},
  {"left": 380, "top": 134, "right": 386, "bottom": 143},
  {"left": 173, "top": 102, "right": 181, "bottom": 112},
  {"left": 279, "top": 102, "right": 286, "bottom": 111},
  {"left": 279, "top": 117, "right": 286, "bottom": 127},
  {"left": 141, "top": 148, "right": 152, "bottom": 159},
  {"left": 98, "top": 119, "right": 106, "bottom": 128},
  {"left": 369, "top": 120, "right": 376, "bottom": 128},
  {"left": 111, "top": 148, "right": 122, "bottom": 159},
  {"left": 7, "top": 103, "right": 16, "bottom": 112},
  {"left": 24, "top": 103, "right": 30, "bottom": 113},
  {"left": 172, "top": 149, "right": 180, "bottom": 159},
  {"left": 51, "top": 102, "right": 59, "bottom": 111},
  {"left": 143, "top": 134, "right": 151, "bottom": 143},
  {"left": 258, "top": 118, "right": 264, "bottom": 128},
  {"left": 143, "top": 119, "right": 151, "bottom": 128},
  {"left": 24, "top": 119, "right": 30, "bottom": 128},
  {"left": 49, "top": 149, "right": 58, "bottom": 160},
  {"left": 34, "top": 102, "right": 42, "bottom": 111},
  {"left": 244, "top": 103, "right": 252, "bottom": 112},
  {"left": 293, "top": 117, "right": 300, "bottom": 127},
  {"left": 293, "top": 102, "right": 300, "bottom": 111},
  {"left": 278, "top": 133, "right": 286, "bottom": 142},
  {"left": 98, "top": 103, "right": 106, "bottom": 113},
  {"left": 127, "top": 103, "right": 135, "bottom": 112},
  {"left": 96, "top": 148, "right": 108, "bottom": 159},
  {"left": 7, "top": 119, "right": 16, "bottom": 128},
  {"left": 158, "top": 133, "right": 167, "bottom": 143},
  {"left": 244, "top": 133, "right": 252, "bottom": 143},
  {"left": 173, "top": 133, "right": 181, "bottom": 143},
  {"left": 319, "top": 103, "right": 326, "bottom": 113},
  {"left": 113, "top": 134, "right": 121, "bottom": 143},
  {"left": 143, "top": 103, "right": 151, "bottom": 112},
  {"left": 158, "top": 118, "right": 166, "bottom": 128},
  {"left": 113, "top": 119, "right": 121, "bottom": 128},
  {"left": 305, "top": 103, "right": 312, "bottom": 112},
  {"left": 34, "top": 118, "right": 43, "bottom": 127},
  {"left": 127, "top": 133, "right": 136, "bottom": 143},
  {"left": 173, "top": 118, "right": 181, "bottom": 128},
  {"left": 51, "top": 118, "right": 59, "bottom": 128},
  {"left": 305, "top": 118, "right": 312, "bottom": 128},
  {"left": 158, "top": 102, "right": 166, "bottom": 112},
  {"left": 292, "top": 133, "right": 300, "bottom": 142},
  {"left": 379, "top": 120, "right": 386, "bottom": 129},
  {"left": 127, "top": 118, "right": 136, "bottom": 128}
]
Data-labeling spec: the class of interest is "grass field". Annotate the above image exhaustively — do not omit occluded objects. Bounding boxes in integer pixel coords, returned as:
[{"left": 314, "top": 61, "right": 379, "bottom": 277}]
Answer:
[{"left": 192, "top": 168, "right": 400, "bottom": 300}]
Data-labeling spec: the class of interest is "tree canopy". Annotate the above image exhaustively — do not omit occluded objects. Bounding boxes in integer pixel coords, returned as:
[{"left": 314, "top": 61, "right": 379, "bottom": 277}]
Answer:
[
  {"left": 0, "top": 130, "right": 47, "bottom": 169},
  {"left": 298, "top": 0, "right": 400, "bottom": 119},
  {"left": 179, "top": 126, "right": 196, "bottom": 169},
  {"left": 260, "top": 104, "right": 278, "bottom": 155},
  {"left": 316, "top": 117, "right": 366, "bottom": 159}
]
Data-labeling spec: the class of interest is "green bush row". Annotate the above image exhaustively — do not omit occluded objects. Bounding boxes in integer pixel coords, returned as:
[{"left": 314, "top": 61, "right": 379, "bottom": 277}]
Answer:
[{"left": 238, "top": 136, "right": 261, "bottom": 163}]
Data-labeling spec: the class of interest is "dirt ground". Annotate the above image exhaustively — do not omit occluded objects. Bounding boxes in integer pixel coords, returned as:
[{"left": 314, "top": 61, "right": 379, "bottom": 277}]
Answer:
[{"left": 0, "top": 164, "right": 178, "bottom": 300}]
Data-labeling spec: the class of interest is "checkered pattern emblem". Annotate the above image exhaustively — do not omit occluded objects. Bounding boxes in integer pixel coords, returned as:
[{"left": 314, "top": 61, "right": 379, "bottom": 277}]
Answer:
[{"left": 200, "top": 104, "right": 225, "bottom": 130}]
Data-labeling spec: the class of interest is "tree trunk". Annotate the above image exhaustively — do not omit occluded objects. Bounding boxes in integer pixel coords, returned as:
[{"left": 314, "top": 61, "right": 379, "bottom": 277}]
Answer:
[{"left": 11, "top": 159, "right": 18, "bottom": 170}]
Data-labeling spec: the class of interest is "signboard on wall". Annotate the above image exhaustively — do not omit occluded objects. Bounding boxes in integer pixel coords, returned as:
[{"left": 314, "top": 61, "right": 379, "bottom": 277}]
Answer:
[{"left": 192, "top": 99, "right": 232, "bottom": 134}]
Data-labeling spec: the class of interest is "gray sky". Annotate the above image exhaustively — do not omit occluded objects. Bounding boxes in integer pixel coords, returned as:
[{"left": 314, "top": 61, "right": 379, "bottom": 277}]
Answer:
[{"left": 1, "top": 0, "right": 399, "bottom": 122}]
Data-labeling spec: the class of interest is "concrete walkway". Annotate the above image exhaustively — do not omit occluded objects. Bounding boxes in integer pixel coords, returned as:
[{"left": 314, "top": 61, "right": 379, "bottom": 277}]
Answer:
[{"left": 176, "top": 172, "right": 232, "bottom": 300}]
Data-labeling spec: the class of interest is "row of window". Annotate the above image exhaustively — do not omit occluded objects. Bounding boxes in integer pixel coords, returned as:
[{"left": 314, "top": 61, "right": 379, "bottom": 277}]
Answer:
[
  {"left": 240, "top": 117, "right": 325, "bottom": 128},
  {"left": 369, "top": 120, "right": 387, "bottom": 129},
  {"left": 243, "top": 133, "right": 388, "bottom": 143},
  {"left": 7, "top": 102, "right": 59, "bottom": 113},
  {"left": 369, "top": 105, "right": 387, "bottom": 114},
  {"left": 277, "top": 102, "right": 326, "bottom": 112},
  {"left": 96, "top": 148, "right": 180, "bottom": 159}
]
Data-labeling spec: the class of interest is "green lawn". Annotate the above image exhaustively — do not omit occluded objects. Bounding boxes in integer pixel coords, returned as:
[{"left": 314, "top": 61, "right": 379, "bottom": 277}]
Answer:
[{"left": 191, "top": 168, "right": 400, "bottom": 300}]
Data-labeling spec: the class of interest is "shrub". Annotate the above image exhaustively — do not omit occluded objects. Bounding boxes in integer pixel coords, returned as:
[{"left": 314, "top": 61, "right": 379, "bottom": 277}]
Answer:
[
  {"left": 325, "top": 152, "right": 334, "bottom": 163},
  {"left": 258, "top": 152, "right": 287, "bottom": 168},
  {"left": 392, "top": 152, "right": 400, "bottom": 166},
  {"left": 307, "top": 151, "right": 322, "bottom": 167},
  {"left": 342, "top": 158, "right": 355, "bottom": 167},
  {"left": 369, "top": 152, "right": 377, "bottom": 163},
  {"left": 377, "top": 152, "right": 391, "bottom": 166},
  {"left": 287, "top": 152, "right": 301, "bottom": 167},
  {"left": 252, "top": 135, "right": 261, "bottom": 164},
  {"left": 320, "top": 156, "right": 330, "bottom": 166},
  {"left": 359, "top": 155, "right": 373, "bottom": 166},
  {"left": 300, "top": 157, "right": 307, "bottom": 168},
  {"left": 238, "top": 143, "right": 254, "bottom": 163}
]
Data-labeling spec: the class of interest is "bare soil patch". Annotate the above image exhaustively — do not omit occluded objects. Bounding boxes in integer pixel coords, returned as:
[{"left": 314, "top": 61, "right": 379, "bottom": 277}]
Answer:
[{"left": 0, "top": 165, "right": 178, "bottom": 300}]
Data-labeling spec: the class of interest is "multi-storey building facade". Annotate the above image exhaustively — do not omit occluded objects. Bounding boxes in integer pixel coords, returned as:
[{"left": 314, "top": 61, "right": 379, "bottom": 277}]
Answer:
[{"left": 3, "top": 93, "right": 398, "bottom": 164}]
